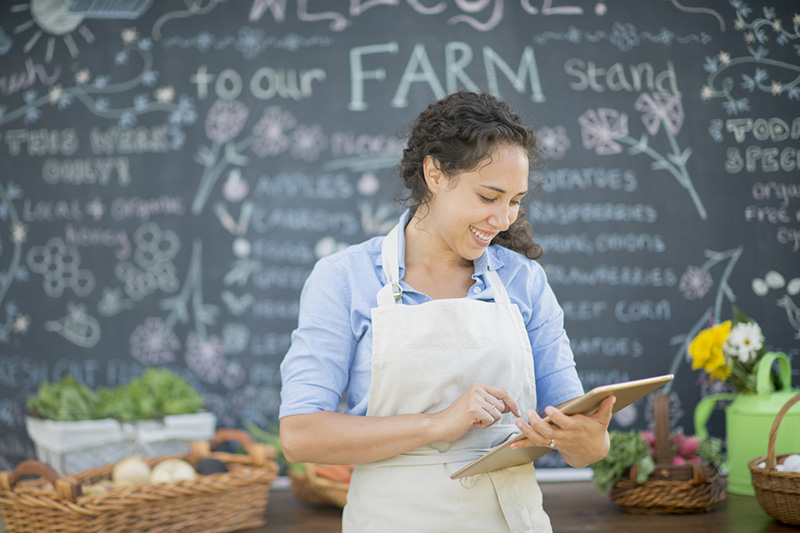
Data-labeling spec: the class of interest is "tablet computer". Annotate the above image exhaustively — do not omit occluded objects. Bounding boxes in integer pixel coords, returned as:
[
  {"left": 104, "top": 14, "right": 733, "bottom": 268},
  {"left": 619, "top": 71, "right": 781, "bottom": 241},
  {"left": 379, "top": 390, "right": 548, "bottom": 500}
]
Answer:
[{"left": 449, "top": 374, "right": 674, "bottom": 479}]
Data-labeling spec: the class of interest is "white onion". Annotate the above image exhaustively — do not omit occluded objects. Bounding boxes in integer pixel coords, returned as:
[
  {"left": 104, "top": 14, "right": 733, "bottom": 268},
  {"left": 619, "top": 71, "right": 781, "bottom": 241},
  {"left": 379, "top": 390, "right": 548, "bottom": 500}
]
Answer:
[
  {"left": 149, "top": 458, "right": 197, "bottom": 483},
  {"left": 112, "top": 455, "right": 151, "bottom": 488}
]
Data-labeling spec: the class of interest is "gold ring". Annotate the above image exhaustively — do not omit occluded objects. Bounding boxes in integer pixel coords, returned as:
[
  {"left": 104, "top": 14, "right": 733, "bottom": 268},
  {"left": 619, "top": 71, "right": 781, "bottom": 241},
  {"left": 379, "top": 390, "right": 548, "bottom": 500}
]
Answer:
[{"left": 547, "top": 439, "right": 555, "bottom": 449}]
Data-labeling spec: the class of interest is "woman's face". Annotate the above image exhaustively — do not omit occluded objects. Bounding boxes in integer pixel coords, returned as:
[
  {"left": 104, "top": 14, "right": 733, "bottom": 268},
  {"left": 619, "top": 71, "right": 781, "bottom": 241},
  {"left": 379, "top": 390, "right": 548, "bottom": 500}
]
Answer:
[{"left": 424, "top": 143, "right": 529, "bottom": 262}]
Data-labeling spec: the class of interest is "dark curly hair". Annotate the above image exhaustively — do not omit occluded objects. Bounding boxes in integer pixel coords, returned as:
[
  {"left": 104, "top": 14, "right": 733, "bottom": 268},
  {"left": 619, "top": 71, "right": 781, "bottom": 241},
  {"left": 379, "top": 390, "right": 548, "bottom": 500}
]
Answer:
[{"left": 398, "top": 91, "right": 545, "bottom": 260}]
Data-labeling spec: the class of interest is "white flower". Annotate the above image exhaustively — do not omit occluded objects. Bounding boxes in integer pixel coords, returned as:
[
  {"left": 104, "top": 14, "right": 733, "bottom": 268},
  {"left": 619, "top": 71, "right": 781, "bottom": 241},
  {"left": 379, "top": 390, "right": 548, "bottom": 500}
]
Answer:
[{"left": 724, "top": 322, "right": 764, "bottom": 363}]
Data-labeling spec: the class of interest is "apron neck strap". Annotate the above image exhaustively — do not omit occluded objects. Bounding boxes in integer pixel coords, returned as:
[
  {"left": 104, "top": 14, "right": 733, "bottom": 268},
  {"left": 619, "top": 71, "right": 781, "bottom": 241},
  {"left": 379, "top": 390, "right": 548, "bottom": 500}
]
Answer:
[
  {"left": 377, "top": 225, "right": 402, "bottom": 306},
  {"left": 376, "top": 223, "right": 512, "bottom": 306},
  {"left": 485, "top": 269, "right": 511, "bottom": 304}
]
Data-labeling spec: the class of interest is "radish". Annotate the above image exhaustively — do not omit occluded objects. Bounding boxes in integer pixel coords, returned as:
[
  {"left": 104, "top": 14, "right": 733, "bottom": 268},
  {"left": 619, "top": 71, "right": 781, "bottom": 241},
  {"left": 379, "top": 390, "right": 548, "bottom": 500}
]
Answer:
[
  {"left": 677, "top": 436, "right": 701, "bottom": 458},
  {"left": 671, "top": 456, "right": 686, "bottom": 466},
  {"left": 640, "top": 430, "right": 656, "bottom": 446}
]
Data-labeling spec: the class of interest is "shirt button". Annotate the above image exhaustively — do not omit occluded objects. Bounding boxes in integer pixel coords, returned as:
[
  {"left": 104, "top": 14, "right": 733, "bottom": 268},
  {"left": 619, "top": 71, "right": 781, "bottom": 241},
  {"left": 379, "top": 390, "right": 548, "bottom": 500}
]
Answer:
[{"left": 473, "top": 286, "right": 482, "bottom": 294}]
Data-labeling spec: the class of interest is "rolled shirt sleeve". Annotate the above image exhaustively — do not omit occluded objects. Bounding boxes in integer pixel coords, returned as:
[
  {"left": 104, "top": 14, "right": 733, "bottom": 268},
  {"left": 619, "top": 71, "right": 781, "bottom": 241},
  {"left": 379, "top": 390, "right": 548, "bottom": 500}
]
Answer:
[{"left": 279, "top": 256, "right": 357, "bottom": 418}]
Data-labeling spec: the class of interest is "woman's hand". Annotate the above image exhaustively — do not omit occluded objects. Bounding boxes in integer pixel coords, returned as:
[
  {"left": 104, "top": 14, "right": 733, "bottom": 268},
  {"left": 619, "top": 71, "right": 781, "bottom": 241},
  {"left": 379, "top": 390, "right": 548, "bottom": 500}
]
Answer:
[
  {"left": 432, "top": 382, "right": 521, "bottom": 442},
  {"left": 510, "top": 395, "right": 615, "bottom": 468}
]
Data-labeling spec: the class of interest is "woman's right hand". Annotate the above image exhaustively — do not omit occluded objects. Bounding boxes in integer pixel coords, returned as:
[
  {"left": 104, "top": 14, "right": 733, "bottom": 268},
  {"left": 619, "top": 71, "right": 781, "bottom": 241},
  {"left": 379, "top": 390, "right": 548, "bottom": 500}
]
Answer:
[{"left": 432, "top": 382, "right": 521, "bottom": 442}]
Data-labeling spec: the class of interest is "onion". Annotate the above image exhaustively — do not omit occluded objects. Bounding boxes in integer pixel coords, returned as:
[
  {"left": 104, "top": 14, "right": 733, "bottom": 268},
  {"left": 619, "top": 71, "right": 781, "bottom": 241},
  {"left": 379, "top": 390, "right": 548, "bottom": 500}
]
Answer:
[
  {"left": 149, "top": 458, "right": 197, "bottom": 483},
  {"left": 112, "top": 455, "right": 151, "bottom": 488}
]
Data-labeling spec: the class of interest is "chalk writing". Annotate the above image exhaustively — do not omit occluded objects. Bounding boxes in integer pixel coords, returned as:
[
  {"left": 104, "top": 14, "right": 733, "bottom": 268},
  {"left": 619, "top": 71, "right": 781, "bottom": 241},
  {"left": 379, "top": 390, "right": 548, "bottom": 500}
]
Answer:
[
  {"left": 529, "top": 202, "right": 658, "bottom": 225},
  {"left": 348, "top": 41, "right": 545, "bottom": 111},
  {"left": 571, "top": 337, "right": 644, "bottom": 358},
  {"left": 546, "top": 265, "right": 677, "bottom": 287},
  {"left": 537, "top": 232, "right": 665, "bottom": 255},
  {"left": 565, "top": 60, "right": 679, "bottom": 96}
]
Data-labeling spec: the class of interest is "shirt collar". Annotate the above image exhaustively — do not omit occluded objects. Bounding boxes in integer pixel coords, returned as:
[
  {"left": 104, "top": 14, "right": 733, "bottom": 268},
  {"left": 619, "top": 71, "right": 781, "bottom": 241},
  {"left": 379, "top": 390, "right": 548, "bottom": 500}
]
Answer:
[{"left": 378, "top": 209, "right": 505, "bottom": 282}]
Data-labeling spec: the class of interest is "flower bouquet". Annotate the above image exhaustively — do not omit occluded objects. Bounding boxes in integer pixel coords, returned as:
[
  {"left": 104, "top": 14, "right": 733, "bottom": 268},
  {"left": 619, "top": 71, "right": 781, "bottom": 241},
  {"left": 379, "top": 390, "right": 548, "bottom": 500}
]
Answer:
[{"left": 688, "top": 307, "right": 772, "bottom": 394}]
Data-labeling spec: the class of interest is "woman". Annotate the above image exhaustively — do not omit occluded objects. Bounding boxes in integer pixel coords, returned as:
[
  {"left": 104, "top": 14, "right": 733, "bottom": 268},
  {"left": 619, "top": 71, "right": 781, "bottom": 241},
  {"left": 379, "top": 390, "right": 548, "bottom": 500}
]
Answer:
[{"left": 279, "top": 91, "right": 614, "bottom": 532}]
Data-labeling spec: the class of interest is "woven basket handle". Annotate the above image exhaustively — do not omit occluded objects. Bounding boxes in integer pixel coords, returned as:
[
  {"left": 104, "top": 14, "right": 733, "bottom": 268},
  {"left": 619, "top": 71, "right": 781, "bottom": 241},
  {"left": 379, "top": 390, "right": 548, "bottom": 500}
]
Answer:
[
  {"left": 0, "top": 460, "right": 81, "bottom": 501},
  {"left": 653, "top": 392, "right": 671, "bottom": 465},
  {"left": 190, "top": 428, "right": 273, "bottom": 465},
  {"left": 765, "top": 392, "right": 800, "bottom": 470}
]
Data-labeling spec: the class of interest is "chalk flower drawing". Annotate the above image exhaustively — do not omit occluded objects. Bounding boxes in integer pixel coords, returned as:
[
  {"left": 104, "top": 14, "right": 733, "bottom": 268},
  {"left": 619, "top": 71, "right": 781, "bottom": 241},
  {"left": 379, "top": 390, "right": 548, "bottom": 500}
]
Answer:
[
  {"left": 666, "top": 247, "right": 744, "bottom": 380},
  {"left": 185, "top": 331, "right": 226, "bottom": 384},
  {"left": 205, "top": 99, "right": 249, "bottom": 144},
  {"left": 538, "top": 126, "right": 571, "bottom": 161},
  {"left": 701, "top": 1, "right": 800, "bottom": 114},
  {"left": 579, "top": 93, "right": 705, "bottom": 220},
  {"left": 129, "top": 317, "right": 180, "bottom": 364},
  {"left": 633, "top": 92, "right": 684, "bottom": 136},
  {"left": 578, "top": 108, "right": 629, "bottom": 155},
  {"left": 290, "top": 124, "right": 327, "bottom": 162},
  {"left": 679, "top": 265, "right": 714, "bottom": 300},
  {"left": 251, "top": 106, "right": 297, "bottom": 157},
  {"left": 115, "top": 222, "right": 179, "bottom": 301},
  {"left": 26, "top": 238, "right": 94, "bottom": 298}
]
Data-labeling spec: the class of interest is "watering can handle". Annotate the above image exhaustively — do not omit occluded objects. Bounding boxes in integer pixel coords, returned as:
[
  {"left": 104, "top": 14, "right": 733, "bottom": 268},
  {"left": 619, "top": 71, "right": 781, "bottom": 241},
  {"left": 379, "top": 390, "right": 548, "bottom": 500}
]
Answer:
[
  {"left": 694, "top": 393, "right": 737, "bottom": 440},
  {"left": 756, "top": 351, "right": 791, "bottom": 394}
]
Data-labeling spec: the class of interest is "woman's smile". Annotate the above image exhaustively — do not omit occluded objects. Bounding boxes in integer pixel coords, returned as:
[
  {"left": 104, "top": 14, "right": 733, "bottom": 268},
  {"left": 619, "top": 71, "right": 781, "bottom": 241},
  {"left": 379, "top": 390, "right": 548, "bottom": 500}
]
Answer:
[{"left": 469, "top": 226, "right": 495, "bottom": 246}]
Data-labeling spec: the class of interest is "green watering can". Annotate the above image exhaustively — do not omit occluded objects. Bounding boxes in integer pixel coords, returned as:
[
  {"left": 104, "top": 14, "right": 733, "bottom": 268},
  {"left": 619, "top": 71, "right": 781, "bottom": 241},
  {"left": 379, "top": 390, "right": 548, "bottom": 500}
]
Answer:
[{"left": 694, "top": 351, "right": 800, "bottom": 496}]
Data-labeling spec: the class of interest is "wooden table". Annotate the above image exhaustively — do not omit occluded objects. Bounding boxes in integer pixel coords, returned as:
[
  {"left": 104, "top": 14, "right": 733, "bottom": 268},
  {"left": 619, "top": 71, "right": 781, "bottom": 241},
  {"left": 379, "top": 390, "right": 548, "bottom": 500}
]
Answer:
[{"left": 256, "top": 481, "right": 797, "bottom": 532}]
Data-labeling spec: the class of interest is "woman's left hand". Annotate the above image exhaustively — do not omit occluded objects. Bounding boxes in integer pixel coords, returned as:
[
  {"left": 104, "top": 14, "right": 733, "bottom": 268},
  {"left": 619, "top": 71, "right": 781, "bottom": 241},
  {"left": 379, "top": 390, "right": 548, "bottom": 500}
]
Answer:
[{"left": 510, "top": 395, "right": 615, "bottom": 468}]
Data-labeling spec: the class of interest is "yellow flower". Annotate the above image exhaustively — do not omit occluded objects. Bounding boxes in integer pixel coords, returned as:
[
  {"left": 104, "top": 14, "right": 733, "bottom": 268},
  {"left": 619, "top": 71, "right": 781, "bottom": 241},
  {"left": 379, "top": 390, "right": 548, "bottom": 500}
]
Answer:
[
  {"left": 710, "top": 364, "right": 731, "bottom": 381},
  {"left": 689, "top": 321, "right": 731, "bottom": 371}
]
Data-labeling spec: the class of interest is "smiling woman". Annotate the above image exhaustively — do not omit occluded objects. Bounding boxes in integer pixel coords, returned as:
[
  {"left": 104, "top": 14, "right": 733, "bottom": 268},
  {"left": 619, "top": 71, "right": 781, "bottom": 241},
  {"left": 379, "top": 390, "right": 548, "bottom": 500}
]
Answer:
[{"left": 279, "top": 91, "right": 612, "bottom": 533}]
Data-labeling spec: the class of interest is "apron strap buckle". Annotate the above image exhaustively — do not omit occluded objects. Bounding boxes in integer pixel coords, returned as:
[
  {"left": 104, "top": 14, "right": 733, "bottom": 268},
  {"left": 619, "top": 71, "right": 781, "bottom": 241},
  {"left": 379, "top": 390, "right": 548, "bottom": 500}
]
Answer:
[{"left": 391, "top": 282, "right": 403, "bottom": 302}]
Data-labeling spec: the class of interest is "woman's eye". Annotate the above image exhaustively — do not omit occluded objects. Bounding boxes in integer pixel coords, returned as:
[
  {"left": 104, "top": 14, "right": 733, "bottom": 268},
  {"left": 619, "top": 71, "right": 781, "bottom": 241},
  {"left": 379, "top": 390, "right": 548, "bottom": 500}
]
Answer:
[
  {"left": 510, "top": 200, "right": 521, "bottom": 206},
  {"left": 479, "top": 195, "right": 496, "bottom": 203}
]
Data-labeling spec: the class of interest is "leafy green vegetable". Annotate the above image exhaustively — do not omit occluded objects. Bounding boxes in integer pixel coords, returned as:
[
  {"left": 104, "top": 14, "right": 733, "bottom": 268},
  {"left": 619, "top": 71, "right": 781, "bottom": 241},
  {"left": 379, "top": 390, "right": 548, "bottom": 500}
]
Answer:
[
  {"left": 26, "top": 375, "right": 97, "bottom": 421},
  {"left": 697, "top": 435, "right": 724, "bottom": 470},
  {"left": 28, "top": 368, "right": 205, "bottom": 422},
  {"left": 590, "top": 431, "right": 655, "bottom": 492},
  {"left": 590, "top": 430, "right": 726, "bottom": 493}
]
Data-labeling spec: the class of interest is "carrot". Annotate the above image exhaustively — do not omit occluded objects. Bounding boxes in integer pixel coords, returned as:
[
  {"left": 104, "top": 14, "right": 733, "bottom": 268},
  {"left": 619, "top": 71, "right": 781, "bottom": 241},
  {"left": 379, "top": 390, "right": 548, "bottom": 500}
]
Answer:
[{"left": 310, "top": 463, "right": 354, "bottom": 483}]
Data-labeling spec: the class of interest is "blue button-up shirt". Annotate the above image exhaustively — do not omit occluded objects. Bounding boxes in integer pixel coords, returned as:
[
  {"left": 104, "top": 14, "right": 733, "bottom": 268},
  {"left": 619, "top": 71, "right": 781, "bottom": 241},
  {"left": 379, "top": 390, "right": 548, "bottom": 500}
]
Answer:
[{"left": 279, "top": 210, "right": 584, "bottom": 419}]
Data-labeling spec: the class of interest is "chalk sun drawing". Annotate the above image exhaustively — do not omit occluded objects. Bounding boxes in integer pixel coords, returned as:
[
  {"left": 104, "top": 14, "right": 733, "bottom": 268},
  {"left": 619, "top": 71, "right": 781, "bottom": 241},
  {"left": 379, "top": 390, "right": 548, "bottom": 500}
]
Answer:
[{"left": 10, "top": 0, "right": 95, "bottom": 63}]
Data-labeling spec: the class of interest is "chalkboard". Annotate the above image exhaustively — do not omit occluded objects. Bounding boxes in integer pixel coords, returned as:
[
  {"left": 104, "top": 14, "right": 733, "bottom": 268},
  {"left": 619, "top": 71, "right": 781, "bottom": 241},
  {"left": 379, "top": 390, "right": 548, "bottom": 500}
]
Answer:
[{"left": 1, "top": 0, "right": 798, "bottom": 471}]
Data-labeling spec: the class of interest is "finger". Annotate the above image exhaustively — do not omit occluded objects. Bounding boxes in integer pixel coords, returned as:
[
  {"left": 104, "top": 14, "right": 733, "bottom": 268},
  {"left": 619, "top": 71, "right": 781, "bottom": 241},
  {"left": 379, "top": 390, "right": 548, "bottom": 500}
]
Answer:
[
  {"left": 483, "top": 386, "right": 520, "bottom": 417},
  {"left": 514, "top": 409, "right": 554, "bottom": 445},
  {"left": 592, "top": 395, "right": 616, "bottom": 423},
  {"left": 542, "top": 405, "right": 573, "bottom": 430}
]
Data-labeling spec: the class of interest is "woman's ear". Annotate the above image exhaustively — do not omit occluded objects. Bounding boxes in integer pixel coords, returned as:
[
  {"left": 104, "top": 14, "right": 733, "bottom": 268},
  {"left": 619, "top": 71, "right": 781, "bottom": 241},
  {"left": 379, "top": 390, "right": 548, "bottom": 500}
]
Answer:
[{"left": 423, "top": 155, "right": 444, "bottom": 193}]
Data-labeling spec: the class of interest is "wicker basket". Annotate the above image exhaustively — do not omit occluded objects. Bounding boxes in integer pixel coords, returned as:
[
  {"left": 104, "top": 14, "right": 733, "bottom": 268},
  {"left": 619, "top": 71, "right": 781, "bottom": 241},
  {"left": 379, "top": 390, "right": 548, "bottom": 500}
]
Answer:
[
  {"left": 748, "top": 392, "right": 800, "bottom": 526},
  {"left": 289, "top": 464, "right": 349, "bottom": 508},
  {"left": 610, "top": 392, "right": 727, "bottom": 514},
  {"left": 0, "top": 428, "right": 279, "bottom": 533}
]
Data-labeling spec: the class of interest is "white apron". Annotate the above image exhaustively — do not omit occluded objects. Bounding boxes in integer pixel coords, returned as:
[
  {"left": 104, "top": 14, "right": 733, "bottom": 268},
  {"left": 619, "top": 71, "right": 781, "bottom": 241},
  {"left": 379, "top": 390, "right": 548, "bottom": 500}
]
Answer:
[{"left": 342, "top": 225, "right": 552, "bottom": 533}]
